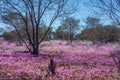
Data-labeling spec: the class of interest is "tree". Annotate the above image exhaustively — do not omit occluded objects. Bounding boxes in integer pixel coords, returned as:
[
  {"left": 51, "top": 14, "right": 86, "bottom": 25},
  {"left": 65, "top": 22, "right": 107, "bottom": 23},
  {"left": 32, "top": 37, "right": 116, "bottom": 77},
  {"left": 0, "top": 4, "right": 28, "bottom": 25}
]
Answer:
[
  {"left": 0, "top": 0, "right": 78, "bottom": 55},
  {"left": 88, "top": 0, "right": 120, "bottom": 25},
  {"left": 53, "top": 26, "right": 68, "bottom": 40},
  {"left": 85, "top": 16, "right": 100, "bottom": 28},
  {"left": 2, "top": 31, "right": 18, "bottom": 42},
  {"left": 60, "top": 17, "right": 80, "bottom": 43}
]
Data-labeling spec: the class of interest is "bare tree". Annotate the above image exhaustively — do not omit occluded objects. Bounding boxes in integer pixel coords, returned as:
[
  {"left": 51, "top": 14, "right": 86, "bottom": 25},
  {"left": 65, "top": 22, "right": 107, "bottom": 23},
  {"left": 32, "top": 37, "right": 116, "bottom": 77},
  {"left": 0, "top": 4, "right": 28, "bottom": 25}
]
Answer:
[
  {"left": 0, "top": 0, "right": 78, "bottom": 55},
  {"left": 88, "top": 0, "right": 120, "bottom": 24}
]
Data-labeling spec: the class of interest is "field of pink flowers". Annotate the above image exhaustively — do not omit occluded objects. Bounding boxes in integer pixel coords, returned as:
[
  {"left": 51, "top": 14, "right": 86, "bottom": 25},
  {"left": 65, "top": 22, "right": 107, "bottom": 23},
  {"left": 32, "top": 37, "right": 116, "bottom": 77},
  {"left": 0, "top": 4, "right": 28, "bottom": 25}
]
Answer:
[{"left": 0, "top": 40, "right": 119, "bottom": 80}]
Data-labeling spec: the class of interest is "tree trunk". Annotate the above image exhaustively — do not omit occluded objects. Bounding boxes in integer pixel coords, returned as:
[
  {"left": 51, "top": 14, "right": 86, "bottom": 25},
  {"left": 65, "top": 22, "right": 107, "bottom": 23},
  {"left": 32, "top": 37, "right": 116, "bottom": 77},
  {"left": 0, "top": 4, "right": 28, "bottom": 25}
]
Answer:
[
  {"left": 70, "top": 38, "right": 72, "bottom": 43},
  {"left": 31, "top": 44, "right": 39, "bottom": 55},
  {"left": 32, "top": 49, "right": 38, "bottom": 55},
  {"left": 69, "top": 30, "right": 73, "bottom": 44}
]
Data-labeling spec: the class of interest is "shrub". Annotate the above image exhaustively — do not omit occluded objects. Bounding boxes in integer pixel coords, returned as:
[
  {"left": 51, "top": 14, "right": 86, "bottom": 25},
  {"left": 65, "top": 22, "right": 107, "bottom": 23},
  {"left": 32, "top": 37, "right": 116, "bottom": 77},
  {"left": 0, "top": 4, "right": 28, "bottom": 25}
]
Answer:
[
  {"left": 2, "top": 31, "right": 17, "bottom": 42},
  {"left": 78, "top": 25, "right": 120, "bottom": 43}
]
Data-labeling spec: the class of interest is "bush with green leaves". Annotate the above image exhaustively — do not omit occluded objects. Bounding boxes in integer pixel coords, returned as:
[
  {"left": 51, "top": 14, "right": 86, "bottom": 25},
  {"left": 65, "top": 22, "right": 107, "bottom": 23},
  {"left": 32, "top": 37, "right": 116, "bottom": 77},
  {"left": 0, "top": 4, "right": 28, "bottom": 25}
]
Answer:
[
  {"left": 78, "top": 25, "right": 120, "bottom": 43},
  {"left": 2, "top": 31, "right": 17, "bottom": 42}
]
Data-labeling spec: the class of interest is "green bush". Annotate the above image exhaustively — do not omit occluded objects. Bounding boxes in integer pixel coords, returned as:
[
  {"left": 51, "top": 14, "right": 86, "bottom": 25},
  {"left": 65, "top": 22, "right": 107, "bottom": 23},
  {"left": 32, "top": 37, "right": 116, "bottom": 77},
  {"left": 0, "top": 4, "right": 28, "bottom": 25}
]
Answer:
[
  {"left": 2, "top": 31, "right": 17, "bottom": 42},
  {"left": 78, "top": 25, "right": 120, "bottom": 43}
]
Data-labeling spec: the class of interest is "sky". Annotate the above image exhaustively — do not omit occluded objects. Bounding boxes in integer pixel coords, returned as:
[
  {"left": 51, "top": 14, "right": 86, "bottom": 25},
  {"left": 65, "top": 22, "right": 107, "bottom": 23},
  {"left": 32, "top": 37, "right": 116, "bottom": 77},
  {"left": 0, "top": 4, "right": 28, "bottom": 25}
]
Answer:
[
  {"left": 74, "top": 1, "right": 113, "bottom": 25},
  {"left": 52, "top": 0, "right": 112, "bottom": 30},
  {"left": 0, "top": 0, "right": 113, "bottom": 32}
]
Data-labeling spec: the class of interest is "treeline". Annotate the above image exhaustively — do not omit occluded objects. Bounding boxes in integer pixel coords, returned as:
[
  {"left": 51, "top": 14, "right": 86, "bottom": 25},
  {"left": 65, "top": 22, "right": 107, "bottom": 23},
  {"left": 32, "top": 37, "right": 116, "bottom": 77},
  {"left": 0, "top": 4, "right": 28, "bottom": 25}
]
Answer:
[
  {"left": 77, "top": 25, "right": 120, "bottom": 43},
  {"left": 2, "top": 16, "right": 120, "bottom": 43},
  {"left": 2, "top": 27, "right": 53, "bottom": 42}
]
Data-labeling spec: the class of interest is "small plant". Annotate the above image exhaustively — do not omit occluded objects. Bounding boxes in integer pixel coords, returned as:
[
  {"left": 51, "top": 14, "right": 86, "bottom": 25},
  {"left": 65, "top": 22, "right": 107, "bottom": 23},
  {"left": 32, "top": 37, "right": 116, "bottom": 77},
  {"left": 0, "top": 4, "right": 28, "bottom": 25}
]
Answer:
[{"left": 48, "top": 58, "right": 56, "bottom": 75}]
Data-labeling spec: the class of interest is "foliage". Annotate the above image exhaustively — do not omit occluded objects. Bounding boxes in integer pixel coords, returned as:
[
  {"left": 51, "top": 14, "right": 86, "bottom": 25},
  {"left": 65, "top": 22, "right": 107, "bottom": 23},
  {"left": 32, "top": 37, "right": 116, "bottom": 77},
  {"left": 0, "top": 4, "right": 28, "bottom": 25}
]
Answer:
[
  {"left": 2, "top": 31, "right": 17, "bottom": 42},
  {"left": 53, "top": 26, "right": 69, "bottom": 40},
  {"left": 85, "top": 16, "right": 100, "bottom": 28},
  {"left": 78, "top": 25, "right": 120, "bottom": 43},
  {"left": 59, "top": 17, "right": 80, "bottom": 43}
]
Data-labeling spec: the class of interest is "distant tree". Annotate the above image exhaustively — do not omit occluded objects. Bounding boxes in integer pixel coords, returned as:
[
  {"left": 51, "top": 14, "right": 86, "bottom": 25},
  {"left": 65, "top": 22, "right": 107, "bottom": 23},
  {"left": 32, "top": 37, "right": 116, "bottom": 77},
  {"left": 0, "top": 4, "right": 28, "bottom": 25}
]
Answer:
[
  {"left": 2, "top": 25, "right": 53, "bottom": 41},
  {"left": 60, "top": 17, "right": 80, "bottom": 43},
  {"left": 0, "top": 0, "right": 78, "bottom": 55},
  {"left": 53, "top": 26, "right": 68, "bottom": 40},
  {"left": 2, "top": 31, "right": 17, "bottom": 42},
  {"left": 85, "top": 16, "right": 100, "bottom": 28}
]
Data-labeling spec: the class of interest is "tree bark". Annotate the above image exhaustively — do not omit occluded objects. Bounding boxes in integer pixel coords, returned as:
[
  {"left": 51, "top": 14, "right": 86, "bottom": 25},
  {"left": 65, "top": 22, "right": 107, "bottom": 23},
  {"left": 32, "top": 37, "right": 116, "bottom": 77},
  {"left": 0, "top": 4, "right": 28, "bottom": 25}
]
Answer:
[{"left": 32, "top": 45, "right": 39, "bottom": 55}]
